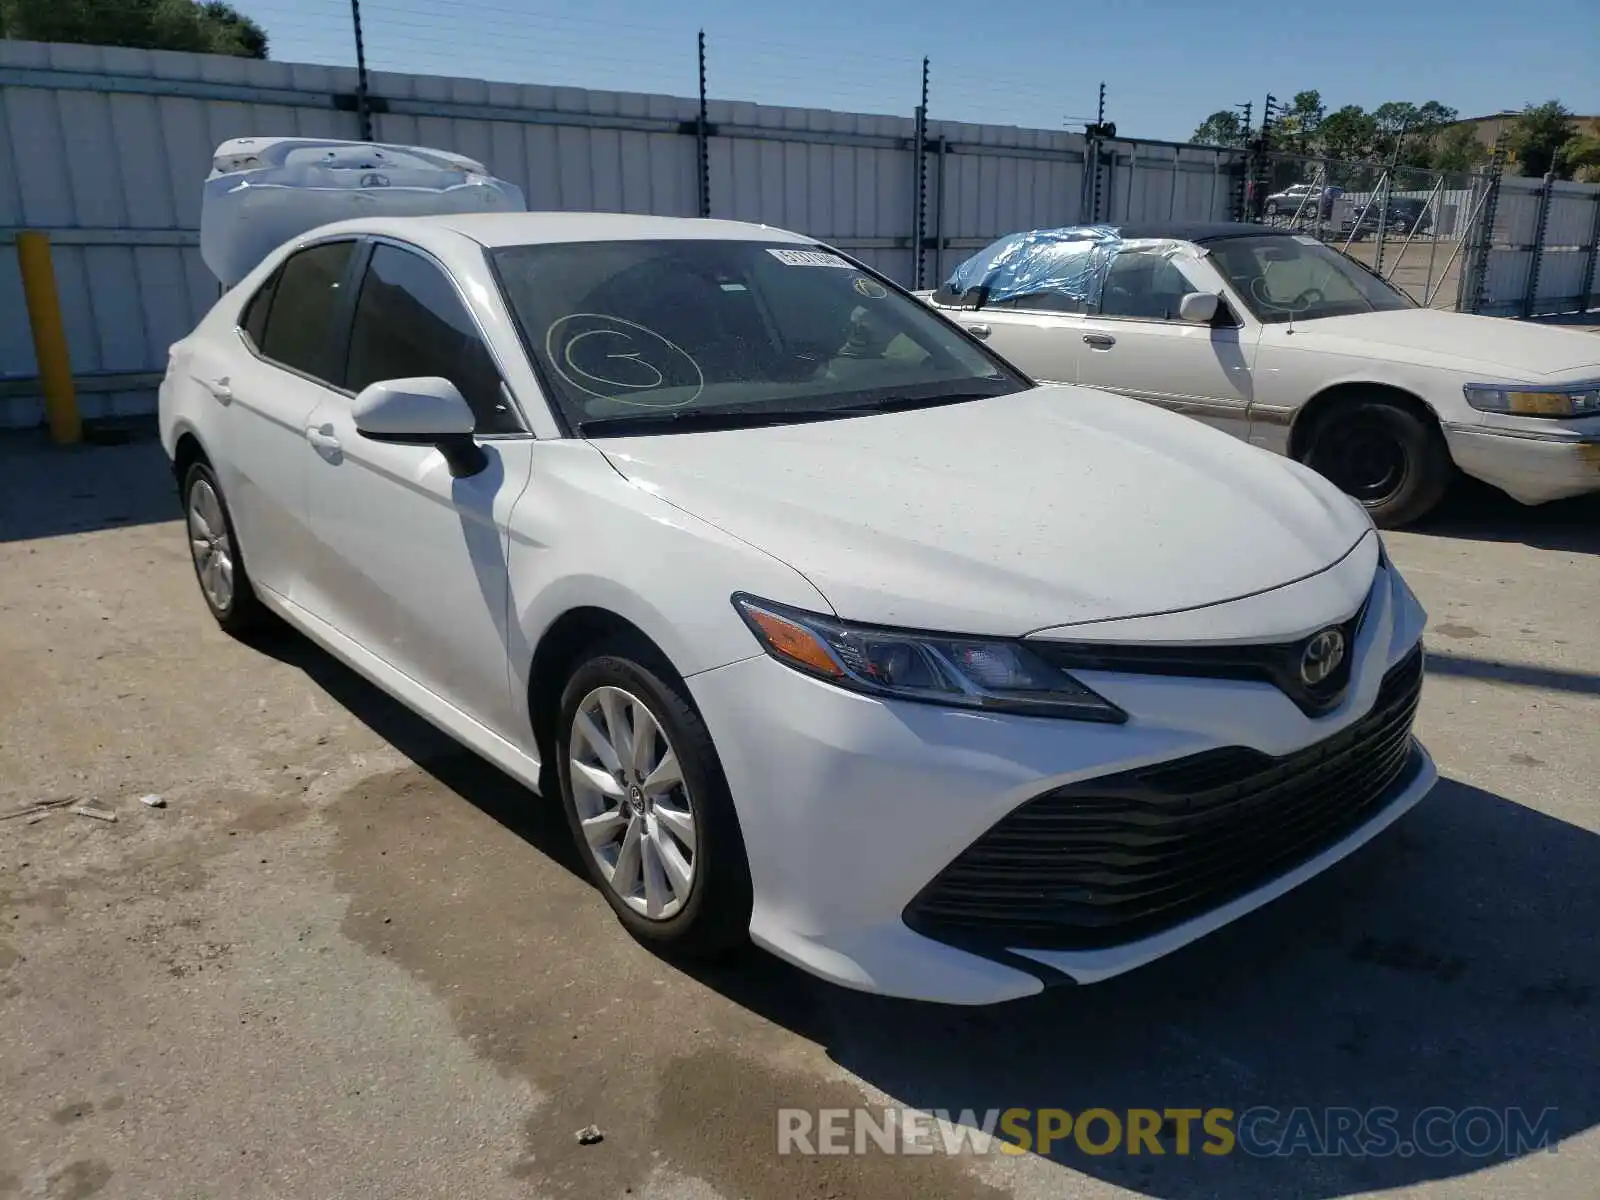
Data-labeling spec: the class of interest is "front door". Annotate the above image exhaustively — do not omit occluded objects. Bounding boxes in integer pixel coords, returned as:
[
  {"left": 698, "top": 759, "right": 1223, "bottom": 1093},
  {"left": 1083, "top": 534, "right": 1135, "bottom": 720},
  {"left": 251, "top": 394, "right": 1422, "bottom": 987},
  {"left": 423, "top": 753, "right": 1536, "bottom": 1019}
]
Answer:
[
  {"left": 298, "top": 240, "right": 534, "bottom": 738},
  {"left": 1074, "top": 250, "right": 1257, "bottom": 441},
  {"left": 947, "top": 297, "right": 1084, "bottom": 386}
]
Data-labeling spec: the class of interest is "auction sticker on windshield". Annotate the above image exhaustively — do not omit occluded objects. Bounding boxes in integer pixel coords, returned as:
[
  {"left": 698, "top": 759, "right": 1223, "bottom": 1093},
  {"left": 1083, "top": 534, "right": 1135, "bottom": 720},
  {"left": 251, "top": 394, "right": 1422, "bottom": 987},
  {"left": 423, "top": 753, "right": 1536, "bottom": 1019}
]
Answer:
[{"left": 767, "top": 248, "right": 854, "bottom": 268}]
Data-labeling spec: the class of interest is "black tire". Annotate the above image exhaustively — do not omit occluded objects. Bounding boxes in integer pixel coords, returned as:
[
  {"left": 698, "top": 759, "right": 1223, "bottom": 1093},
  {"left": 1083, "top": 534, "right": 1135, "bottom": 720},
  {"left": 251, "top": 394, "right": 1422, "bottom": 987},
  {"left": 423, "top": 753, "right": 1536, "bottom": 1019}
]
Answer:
[
  {"left": 181, "top": 462, "right": 269, "bottom": 635},
  {"left": 556, "top": 635, "right": 753, "bottom": 956},
  {"left": 1301, "top": 397, "right": 1452, "bottom": 528}
]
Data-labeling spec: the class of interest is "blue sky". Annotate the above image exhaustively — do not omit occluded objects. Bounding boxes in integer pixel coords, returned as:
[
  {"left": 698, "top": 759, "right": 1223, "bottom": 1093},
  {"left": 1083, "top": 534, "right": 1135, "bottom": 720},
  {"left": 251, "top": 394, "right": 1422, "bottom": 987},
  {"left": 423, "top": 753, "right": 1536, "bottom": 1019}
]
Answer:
[{"left": 236, "top": 0, "right": 1599, "bottom": 140}]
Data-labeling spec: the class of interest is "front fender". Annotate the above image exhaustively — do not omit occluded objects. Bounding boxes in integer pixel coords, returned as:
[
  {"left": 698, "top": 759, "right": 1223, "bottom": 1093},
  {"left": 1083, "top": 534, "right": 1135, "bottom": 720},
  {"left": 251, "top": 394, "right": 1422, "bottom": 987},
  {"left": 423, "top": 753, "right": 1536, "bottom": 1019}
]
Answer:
[{"left": 504, "top": 441, "right": 830, "bottom": 728}]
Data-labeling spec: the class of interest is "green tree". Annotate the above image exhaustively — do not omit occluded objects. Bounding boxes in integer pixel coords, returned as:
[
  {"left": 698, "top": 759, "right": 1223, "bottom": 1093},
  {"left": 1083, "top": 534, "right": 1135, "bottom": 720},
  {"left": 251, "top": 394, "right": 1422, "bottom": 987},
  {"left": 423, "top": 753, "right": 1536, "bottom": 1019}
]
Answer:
[
  {"left": 1431, "top": 123, "right": 1488, "bottom": 172},
  {"left": 1317, "top": 105, "right": 1378, "bottom": 161},
  {"left": 1558, "top": 133, "right": 1600, "bottom": 183},
  {"left": 1275, "top": 89, "right": 1325, "bottom": 155},
  {"left": 0, "top": 0, "right": 269, "bottom": 58},
  {"left": 1191, "top": 109, "right": 1250, "bottom": 148},
  {"left": 1506, "top": 101, "right": 1577, "bottom": 177}
]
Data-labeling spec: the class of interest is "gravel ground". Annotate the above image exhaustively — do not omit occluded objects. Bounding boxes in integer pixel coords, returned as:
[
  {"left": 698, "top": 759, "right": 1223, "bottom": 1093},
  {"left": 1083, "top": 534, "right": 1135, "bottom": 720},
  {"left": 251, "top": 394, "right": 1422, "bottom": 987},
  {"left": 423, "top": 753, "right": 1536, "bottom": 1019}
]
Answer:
[{"left": 1, "top": 433, "right": 1596, "bottom": 1200}]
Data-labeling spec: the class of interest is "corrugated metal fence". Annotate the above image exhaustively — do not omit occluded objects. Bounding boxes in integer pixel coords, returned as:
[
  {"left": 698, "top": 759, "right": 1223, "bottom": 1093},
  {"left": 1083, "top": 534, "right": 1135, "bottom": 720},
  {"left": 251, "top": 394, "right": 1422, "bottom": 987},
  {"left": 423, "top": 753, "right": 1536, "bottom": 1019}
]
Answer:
[
  {"left": 0, "top": 38, "right": 1243, "bottom": 428},
  {"left": 1472, "top": 174, "right": 1600, "bottom": 318}
]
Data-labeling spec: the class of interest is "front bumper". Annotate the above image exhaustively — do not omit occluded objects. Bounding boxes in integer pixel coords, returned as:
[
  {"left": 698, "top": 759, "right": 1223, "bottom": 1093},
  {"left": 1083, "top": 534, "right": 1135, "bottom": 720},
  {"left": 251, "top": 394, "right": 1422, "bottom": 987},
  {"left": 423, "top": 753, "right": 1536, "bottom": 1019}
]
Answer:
[
  {"left": 1443, "top": 423, "right": 1600, "bottom": 506},
  {"left": 688, "top": 555, "right": 1434, "bottom": 1005}
]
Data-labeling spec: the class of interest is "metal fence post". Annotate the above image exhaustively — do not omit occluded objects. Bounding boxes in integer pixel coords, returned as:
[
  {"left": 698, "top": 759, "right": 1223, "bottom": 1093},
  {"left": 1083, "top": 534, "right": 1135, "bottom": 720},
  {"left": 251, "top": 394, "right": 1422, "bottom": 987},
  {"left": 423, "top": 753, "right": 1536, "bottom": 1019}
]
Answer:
[
  {"left": 1372, "top": 171, "right": 1392, "bottom": 275},
  {"left": 349, "top": 0, "right": 374, "bottom": 141},
  {"left": 1461, "top": 141, "right": 1506, "bottom": 313},
  {"left": 909, "top": 56, "right": 929, "bottom": 289},
  {"left": 1522, "top": 172, "right": 1556, "bottom": 318},
  {"left": 1581, "top": 191, "right": 1600, "bottom": 314},
  {"left": 695, "top": 31, "right": 710, "bottom": 219},
  {"left": 931, "top": 135, "right": 947, "bottom": 285}
]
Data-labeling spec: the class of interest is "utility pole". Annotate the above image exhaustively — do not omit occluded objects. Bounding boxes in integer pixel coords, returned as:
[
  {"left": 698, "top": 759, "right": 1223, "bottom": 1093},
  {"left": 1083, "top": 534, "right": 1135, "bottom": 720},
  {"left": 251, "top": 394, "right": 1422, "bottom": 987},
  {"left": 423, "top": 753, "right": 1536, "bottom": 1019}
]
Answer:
[{"left": 350, "top": 0, "right": 373, "bottom": 140}]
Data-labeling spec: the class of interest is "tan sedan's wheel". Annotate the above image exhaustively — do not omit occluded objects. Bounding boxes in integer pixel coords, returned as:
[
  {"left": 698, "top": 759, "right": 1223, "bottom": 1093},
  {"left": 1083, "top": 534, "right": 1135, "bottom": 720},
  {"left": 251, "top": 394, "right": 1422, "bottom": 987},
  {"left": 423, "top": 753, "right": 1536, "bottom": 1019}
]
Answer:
[{"left": 1302, "top": 397, "right": 1452, "bottom": 528}]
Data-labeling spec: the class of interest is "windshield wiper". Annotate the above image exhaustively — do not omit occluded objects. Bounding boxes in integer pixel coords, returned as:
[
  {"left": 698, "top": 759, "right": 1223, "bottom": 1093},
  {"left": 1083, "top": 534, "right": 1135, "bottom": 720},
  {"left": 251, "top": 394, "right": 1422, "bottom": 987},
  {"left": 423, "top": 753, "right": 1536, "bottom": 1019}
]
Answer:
[
  {"left": 823, "top": 388, "right": 1013, "bottom": 417},
  {"left": 576, "top": 407, "right": 848, "bottom": 437}
]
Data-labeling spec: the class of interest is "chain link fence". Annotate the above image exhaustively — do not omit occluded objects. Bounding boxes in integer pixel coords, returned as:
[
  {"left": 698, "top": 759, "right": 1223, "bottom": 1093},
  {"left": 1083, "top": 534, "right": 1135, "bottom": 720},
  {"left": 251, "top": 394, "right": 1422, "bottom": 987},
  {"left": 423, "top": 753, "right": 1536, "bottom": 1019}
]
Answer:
[{"left": 1242, "top": 151, "right": 1489, "bottom": 310}]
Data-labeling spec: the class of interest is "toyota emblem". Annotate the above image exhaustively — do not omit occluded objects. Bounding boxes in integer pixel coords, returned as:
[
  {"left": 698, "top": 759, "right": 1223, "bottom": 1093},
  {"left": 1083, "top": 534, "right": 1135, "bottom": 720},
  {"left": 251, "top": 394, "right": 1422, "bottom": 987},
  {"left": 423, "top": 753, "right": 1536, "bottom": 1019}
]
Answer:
[{"left": 1300, "top": 628, "right": 1346, "bottom": 687}]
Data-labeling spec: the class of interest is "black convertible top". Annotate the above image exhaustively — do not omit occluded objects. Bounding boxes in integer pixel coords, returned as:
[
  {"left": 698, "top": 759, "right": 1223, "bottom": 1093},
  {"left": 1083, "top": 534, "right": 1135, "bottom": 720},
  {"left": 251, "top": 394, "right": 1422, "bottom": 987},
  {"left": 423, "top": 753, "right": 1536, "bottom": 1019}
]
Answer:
[{"left": 1107, "top": 221, "right": 1286, "bottom": 244}]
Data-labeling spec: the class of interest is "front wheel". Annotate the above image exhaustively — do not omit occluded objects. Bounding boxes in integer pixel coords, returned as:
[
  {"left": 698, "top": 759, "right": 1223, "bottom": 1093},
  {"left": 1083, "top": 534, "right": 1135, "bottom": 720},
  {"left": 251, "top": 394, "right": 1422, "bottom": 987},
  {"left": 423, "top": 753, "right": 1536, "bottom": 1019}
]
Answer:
[
  {"left": 1301, "top": 398, "right": 1452, "bottom": 528},
  {"left": 556, "top": 638, "right": 752, "bottom": 956}
]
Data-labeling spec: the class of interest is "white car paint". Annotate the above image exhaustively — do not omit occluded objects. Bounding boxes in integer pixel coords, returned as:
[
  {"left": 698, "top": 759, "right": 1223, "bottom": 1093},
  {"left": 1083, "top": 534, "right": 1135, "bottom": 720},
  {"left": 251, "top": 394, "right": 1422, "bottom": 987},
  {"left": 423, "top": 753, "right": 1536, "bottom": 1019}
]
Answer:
[
  {"left": 161, "top": 210, "right": 1435, "bottom": 1004},
  {"left": 927, "top": 238, "right": 1600, "bottom": 507}
]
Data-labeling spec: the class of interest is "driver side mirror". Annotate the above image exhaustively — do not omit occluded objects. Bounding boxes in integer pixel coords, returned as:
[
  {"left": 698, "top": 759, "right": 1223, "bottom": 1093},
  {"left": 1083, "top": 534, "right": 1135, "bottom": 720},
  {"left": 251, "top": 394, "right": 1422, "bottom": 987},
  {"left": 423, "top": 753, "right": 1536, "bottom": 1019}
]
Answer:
[
  {"left": 1177, "top": 292, "right": 1221, "bottom": 324},
  {"left": 352, "top": 377, "right": 488, "bottom": 479}
]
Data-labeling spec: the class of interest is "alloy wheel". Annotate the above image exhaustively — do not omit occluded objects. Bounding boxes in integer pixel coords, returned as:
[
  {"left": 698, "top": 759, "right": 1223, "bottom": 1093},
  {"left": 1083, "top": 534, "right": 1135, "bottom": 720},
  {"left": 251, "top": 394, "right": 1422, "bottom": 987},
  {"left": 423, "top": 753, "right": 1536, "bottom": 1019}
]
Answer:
[
  {"left": 568, "top": 685, "right": 698, "bottom": 920},
  {"left": 187, "top": 478, "right": 235, "bottom": 612}
]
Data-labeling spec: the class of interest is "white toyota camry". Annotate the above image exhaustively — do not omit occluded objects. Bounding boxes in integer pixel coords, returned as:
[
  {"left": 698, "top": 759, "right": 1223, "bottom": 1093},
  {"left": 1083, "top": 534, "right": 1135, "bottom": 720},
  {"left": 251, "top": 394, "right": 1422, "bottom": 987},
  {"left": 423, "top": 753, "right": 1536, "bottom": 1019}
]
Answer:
[{"left": 160, "top": 211, "right": 1435, "bottom": 1004}]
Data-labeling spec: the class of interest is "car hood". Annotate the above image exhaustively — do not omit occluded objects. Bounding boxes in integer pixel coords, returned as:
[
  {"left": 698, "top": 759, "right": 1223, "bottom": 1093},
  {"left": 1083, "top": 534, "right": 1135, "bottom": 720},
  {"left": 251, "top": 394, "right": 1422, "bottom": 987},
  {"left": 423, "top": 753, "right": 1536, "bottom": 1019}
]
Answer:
[
  {"left": 1291, "top": 309, "right": 1600, "bottom": 378},
  {"left": 594, "top": 386, "right": 1370, "bottom": 635}
]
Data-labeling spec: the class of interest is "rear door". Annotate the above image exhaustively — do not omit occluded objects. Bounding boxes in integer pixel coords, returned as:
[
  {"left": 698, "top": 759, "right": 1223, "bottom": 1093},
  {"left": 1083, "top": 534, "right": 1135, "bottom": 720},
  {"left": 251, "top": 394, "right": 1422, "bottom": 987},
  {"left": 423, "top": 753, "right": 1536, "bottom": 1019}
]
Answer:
[
  {"left": 1074, "top": 249, "right": 1257, "bottom": 440},
  {"left": 298, "top": 239, "right": 534, "bottom": 737},
  {"left": 215, "top": 239, "right": 359, "bottom": 602}
]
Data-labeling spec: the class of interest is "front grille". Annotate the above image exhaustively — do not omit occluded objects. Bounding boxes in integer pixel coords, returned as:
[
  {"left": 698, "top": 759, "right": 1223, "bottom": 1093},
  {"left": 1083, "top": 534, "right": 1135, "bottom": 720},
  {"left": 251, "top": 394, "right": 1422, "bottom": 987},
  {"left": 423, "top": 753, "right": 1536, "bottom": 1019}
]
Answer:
[
  {"left": 905, "top": 645, "right": 1425, "bottom": 951},
  {"left": 1029, "top": 591, "right": 1372, "bottom": 718}
]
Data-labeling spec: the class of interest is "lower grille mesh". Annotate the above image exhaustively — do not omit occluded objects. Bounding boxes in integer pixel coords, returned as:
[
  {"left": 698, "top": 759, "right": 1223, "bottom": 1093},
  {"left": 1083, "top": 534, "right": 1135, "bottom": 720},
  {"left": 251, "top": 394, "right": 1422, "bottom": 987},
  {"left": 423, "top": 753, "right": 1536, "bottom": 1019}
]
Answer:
[{"left": 905, "top": 646, "right": 1425, "bottom": 950}]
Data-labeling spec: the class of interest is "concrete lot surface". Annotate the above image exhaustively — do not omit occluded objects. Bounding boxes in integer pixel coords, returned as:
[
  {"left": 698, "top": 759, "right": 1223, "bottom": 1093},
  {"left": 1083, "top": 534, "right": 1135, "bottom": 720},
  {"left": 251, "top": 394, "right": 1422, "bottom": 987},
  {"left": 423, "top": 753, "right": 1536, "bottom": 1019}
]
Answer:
[{"left": 1, "top": 433, "right": 1596, "bottom": 1200}]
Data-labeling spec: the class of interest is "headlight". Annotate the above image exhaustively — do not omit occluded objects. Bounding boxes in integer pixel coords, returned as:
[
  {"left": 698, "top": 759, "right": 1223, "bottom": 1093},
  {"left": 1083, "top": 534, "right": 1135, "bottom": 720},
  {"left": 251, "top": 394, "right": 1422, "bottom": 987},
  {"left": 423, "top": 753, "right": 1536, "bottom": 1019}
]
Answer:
[
  {"left": 1463, "top": 382, "right": 1600, "bottom": 418},
  {"left": 731, "top": 594, "right": 1127, "bottom": 723}
]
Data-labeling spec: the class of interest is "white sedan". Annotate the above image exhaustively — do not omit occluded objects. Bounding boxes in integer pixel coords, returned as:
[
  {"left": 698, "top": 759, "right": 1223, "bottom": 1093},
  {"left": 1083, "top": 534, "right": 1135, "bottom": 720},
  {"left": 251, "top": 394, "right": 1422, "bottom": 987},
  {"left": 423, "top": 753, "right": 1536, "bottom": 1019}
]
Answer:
[
  {"left": 923, "top": 223, "right": 1600, "bottom": 526},
  {"left": 161, "top": 211, "right": 1434, "bottom": 1004}
]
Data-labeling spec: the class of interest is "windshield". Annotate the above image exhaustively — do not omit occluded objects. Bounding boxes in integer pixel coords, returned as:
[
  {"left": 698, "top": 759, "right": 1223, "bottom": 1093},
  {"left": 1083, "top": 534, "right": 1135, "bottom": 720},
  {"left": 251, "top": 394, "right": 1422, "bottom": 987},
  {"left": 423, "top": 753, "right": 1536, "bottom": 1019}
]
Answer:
[
  {"left": 489, "top": 240, "right": 1027, "bottom": 435},
  {"left": 1204, "top": 234, "right": 1414, "bottom": 324}
]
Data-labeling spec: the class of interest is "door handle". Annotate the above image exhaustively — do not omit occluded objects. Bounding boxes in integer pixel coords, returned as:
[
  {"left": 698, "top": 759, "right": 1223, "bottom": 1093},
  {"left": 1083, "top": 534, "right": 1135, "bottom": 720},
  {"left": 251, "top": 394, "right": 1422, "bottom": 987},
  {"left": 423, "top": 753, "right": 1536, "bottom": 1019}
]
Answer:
[
  {"left": 965, "top": 323, "right": 991, "bottom": 339},
  {"left": 304, "top": 426, "right": 342, "bottom": 456},
  {"left": 1083, "top": 333, "right": 1116, "bottom": 348},
  {"left": 196, "top": 375, "right": 232, "bottom": 403}
]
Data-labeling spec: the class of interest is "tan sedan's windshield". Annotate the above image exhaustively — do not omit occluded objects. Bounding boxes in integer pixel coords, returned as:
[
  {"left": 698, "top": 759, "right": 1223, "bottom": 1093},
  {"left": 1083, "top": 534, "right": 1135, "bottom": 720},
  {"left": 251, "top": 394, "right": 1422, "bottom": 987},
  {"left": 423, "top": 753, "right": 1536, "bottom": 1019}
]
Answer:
[{"left": 1206, "top": 235, "right": 1414, "bottom": 324}]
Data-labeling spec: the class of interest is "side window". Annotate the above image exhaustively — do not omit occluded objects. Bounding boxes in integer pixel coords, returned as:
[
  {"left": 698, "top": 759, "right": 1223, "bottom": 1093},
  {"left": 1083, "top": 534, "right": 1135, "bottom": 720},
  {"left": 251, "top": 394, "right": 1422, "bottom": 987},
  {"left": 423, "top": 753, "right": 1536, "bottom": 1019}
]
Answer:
[
  {"left": 257, "top": 240, "right": 355, "bottom": 384},
  {"left": 344, "top": 244, "right": 519, "bottom": 434},
  {"left": 1098, "top": 252, "right": 1201, "bottom": 321},
  {"left": 239, "top": 267, "right": 279, "bottom": 350}
]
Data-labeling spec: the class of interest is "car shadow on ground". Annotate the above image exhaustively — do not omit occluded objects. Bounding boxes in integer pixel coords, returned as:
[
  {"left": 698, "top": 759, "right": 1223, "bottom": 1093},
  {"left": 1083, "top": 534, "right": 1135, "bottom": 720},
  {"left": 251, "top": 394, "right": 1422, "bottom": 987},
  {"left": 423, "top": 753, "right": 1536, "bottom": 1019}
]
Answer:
[
  {"left": 1413, "top": 476, "right": 1600, "bottom": 556},
  {"left": 250, "top": 615, "right": 1598, "bottom": 1197},
  {"left": 686, "top": 775, "right": 1599, "bottom": 1197},
  {"left": 244, "top": 623, "right": 590, "bottom": 882}
]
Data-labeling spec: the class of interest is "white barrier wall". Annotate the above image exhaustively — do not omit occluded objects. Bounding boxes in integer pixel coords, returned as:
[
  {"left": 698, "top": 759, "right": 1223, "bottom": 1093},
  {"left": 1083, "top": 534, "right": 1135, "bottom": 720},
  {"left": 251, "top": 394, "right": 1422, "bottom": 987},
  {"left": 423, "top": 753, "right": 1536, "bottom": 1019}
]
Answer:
[{"left": 0, "top": 39, "right": 1243, "bottom": 428}]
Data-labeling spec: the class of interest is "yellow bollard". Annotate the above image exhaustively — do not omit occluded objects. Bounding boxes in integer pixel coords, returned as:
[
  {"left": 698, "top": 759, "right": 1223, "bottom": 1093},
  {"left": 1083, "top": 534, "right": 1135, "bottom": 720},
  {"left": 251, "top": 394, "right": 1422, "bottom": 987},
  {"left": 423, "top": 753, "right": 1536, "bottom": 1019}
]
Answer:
[{"left": 15, "top": 231, "right": 81, "bottom": 445}]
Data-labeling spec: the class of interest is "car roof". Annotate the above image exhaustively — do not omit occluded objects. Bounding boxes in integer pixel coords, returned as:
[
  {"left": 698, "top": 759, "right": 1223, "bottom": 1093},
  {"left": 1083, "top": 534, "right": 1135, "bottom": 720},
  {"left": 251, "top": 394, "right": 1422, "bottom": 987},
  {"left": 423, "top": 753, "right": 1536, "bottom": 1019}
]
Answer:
[
  {"left": 1104, "top": 221, "right": 1288, "bottom": 244},
  {"left": 307, "top": 211, "right": 818, "bottom": 248}
]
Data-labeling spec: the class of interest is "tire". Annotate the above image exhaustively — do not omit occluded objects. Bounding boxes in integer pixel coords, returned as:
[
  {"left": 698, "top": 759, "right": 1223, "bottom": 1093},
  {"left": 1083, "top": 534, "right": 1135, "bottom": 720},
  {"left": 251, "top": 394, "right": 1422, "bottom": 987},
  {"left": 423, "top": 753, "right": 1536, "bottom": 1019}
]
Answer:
[
  {"left": 182, "top": 462, "right": 269, "bottom": 634},
  {"left": 1301, "top": 397, "right": 1452, "bottom": 528},
  {"left": 556, "top": 635, "right": 752, "bottom": 956}
]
